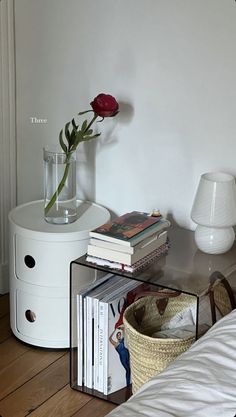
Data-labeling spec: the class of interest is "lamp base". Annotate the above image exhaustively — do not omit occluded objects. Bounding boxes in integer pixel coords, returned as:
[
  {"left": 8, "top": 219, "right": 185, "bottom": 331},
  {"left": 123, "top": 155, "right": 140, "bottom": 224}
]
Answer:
[{"left": 194, "top": 225, "right": 235, "bottom": 254}]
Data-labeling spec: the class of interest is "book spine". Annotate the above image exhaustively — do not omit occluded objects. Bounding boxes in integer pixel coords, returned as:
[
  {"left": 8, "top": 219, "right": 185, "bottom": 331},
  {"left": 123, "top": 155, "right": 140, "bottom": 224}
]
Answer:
[
  {"left": 83, "top": 297, "right": 87, "bottom": 387},
  {"left": 125, "top": 244, "right": 169, "bottom": 272},
  {"left": 78, "top": 293, "right": 85, "bottom": 386},
  {"left": 86, "top": 296, "right": 93, "bottom": 388},
  {"left": 98, "top": 300, "right": 105, "bottom": 392},
  {"left": 88, "top": 231, "right": 167, "bottom": 265},
  {"left": 86, "top": 241, "right": 168, "bottom": 272},
  {"left": 89, "top": 230, "right": 165, "bottom": 255},
  {"left": 87, "top": 244, "right": 131, "bottom": 264},
  {"left": 103, "top": 303, "right": 109, "bottom": 395},
  {"left": 76, "top": 272, "right": 115, "bottom": 388},
  {"left": 77, "top": 294, "right": 82, "bottom": 386},
  {"left": 93, "top": 297, "right": 99, "bottom": 390},
  {"left": 89, "top": 238, "right": 134, "bottom": 254}
]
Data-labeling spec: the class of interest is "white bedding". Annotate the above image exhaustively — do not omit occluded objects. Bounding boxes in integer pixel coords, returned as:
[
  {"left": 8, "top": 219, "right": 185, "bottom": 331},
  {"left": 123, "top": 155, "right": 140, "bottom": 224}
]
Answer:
[{"left": 107, "top": 310, "right": 236, "bottom": 417}]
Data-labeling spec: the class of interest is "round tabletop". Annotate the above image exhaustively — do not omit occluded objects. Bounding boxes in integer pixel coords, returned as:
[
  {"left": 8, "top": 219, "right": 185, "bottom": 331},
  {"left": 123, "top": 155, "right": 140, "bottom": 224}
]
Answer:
[{"left": 9, "top": 200, "right": 110, "bottom": 241}]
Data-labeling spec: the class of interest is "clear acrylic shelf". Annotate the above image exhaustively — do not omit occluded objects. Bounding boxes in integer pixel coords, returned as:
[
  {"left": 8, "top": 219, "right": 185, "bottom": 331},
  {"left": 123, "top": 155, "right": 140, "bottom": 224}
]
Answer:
[{"left": 70, "top": 226, "right": 236, "bottom": 404}]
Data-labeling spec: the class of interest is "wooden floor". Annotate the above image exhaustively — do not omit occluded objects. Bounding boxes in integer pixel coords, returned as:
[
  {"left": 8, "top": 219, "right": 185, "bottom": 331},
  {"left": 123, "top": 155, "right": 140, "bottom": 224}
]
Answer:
[{"left": 0, "top": 294, "right": 117, "bottom": 417}]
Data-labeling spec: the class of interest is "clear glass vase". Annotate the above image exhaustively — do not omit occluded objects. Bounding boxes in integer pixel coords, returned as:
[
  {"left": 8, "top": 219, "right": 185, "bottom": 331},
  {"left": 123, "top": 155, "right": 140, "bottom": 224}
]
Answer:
[{"left": 43, "top": 148, "right": 77, "bottom": 224}]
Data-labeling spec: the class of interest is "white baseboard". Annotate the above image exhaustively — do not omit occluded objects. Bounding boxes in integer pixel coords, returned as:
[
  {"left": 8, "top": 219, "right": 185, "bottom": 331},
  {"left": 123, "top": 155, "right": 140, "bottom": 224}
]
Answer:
[{"left": 0, "top": 263, "right": 9, "bottom": 294}]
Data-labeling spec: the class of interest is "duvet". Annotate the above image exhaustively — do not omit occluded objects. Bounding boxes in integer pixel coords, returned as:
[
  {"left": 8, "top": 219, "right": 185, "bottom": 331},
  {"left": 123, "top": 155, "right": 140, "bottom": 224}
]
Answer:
[{"left": 107, "top": 309, "right": 236, "bottom": 417}]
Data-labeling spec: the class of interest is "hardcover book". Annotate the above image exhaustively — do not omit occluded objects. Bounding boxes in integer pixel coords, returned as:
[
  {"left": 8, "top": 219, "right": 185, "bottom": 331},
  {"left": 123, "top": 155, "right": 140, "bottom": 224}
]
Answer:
[
  {"left": 87, "top": 231, "right": 167, "bottom": 266},
  {"left": 89, "top": 229, "right": 165, "bottom": 255},
  {"left": 89, "top": 211, "right": 170, "bottom": 247},
  {"left": 86, "top": 242, "right": 169, "bottom": 273}
]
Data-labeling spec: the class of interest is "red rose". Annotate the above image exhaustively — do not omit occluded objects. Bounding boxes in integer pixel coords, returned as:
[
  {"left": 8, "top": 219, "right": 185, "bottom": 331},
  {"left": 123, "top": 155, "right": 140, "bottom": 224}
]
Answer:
[{"left": 90, "top": 93, "right": 119, "bottom": 117}]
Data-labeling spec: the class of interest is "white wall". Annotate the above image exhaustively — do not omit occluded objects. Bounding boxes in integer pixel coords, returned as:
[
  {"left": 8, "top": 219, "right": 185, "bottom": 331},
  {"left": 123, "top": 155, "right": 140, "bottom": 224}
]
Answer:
[{"left": 15, "top": 0, "right": 236, "bottom": 229}]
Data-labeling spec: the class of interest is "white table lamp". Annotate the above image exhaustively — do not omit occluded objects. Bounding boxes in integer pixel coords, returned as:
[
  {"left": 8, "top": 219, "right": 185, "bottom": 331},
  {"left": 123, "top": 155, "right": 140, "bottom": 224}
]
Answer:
[{"left": 191, "top": 172, "right": 236, "bottom": 254}]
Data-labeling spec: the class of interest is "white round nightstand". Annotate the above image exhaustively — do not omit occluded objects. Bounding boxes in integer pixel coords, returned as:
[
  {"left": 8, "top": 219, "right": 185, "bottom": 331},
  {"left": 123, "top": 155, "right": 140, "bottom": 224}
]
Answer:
[{"left": 9, "top": 200, "right": 110, "bottom": 348}]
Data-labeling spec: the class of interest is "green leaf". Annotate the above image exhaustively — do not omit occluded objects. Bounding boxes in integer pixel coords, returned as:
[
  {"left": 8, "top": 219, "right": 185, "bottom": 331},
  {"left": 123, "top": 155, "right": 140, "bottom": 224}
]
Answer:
[
  {"left": 71, "top": 130, "right": 84, "bottom": 151},
  {"left": 69, "top": 128, "right": 76, "bottom": 150},
  {"left": 59, "top": 129, "right": 67, "bottom": 153},
  {"left": 78, "top": 110, "right": 93, "bottom": 115},
  {"left": 64, "top": 121, "right": 71, "bottom": 144},
  {"left": 81, "top": 120, "right": 88, "bottom": 132},
  {"left": 72, "top": 118, "right": 78, "bottom": 130},
  {"left": 84, "top": 129, "right": 93, "bottom": 136},
  {"left": 84, "top": 133, "right": 101, "bottom": 141}
]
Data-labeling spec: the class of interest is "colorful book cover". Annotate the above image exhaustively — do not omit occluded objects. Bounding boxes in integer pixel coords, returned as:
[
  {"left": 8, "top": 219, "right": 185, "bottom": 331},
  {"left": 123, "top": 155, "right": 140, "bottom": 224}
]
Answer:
[
  {"left": 91, "top": 276, "right": 136, "bottom": 392},
  {"left": 90, "top": 211, "right": 163, "bottom": 243},
  {"left": 86, "top": 275, "right": 131, "bottom": 392},
  {"left": 101, "top": 281, "right": 154, "bottom": 395}
]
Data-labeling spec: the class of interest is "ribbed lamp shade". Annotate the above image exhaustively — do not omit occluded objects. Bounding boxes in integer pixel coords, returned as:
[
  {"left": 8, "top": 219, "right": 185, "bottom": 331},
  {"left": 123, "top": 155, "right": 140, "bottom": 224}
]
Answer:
[
  {"left": 191, "top": 172, "right": 236, "bottom": 254},
  {"left": 191, "top": 172, "right": 236, "bottom": 227}
]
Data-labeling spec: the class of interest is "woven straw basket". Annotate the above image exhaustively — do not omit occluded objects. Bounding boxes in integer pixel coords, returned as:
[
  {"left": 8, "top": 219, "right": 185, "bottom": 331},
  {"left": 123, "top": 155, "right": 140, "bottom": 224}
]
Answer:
[
  {"left": 210, "top": 279, "right": 235, "bottom": 318},
  {"left": 123, "top": 292, "right": 196, "bottom": 393},
  {"left": 124, "top": 279, "right": 235, "bottom": 394}
]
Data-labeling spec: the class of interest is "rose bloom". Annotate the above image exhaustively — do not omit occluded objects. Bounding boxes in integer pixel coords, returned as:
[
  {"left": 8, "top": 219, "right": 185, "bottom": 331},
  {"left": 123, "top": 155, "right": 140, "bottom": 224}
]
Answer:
[{"left": 90, "top": 93, "right": 119, "bottom": 118}]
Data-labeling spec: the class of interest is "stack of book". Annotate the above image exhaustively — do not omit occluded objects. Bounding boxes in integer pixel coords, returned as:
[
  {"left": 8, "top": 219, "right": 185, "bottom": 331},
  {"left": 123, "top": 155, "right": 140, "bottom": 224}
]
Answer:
[
  {"left": 77, "top": 272, "right": 154, "bottom": 395},
  {"left": 86, "top": 211, "right": 171, "bottom": 273}
]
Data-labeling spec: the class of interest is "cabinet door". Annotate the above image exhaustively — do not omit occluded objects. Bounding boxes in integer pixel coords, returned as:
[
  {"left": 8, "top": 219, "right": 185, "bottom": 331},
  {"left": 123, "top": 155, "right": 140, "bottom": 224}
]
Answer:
[
  {"left": 16, "top": 289, "right": 68, "bottom": 346},
  {"left": 15, "top": 234, "right": 88, "bottom": 287}
]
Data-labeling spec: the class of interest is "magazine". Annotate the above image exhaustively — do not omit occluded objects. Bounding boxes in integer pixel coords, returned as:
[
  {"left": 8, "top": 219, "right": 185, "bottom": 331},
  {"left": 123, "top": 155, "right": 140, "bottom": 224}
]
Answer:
[
  {"left": 97, "top": 279, "right": 140, "bottom": 393},
  {"left": 84, "top": 275, "right": 122, "bottom": 389},
  {"left": 76, "top": 272, "right": 114, "bottom": 386},
  {"left": 85, "top": 275, "right": 131, "bottom": 391},
  {"left": 100, "top": 281, "right": 155, "bottom": 395}
]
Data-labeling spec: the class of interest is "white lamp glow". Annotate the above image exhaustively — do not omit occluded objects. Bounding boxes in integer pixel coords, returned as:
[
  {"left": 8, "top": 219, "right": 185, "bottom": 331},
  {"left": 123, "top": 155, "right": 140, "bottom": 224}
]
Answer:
[{"left": 191, "top": 172, "right": 236, "bottom": 254}]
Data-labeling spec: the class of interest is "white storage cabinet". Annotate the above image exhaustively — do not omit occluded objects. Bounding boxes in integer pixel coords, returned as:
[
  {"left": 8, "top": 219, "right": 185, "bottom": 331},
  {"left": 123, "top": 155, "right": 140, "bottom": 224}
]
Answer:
[{"left": 9, "top": 200, "right": 110, "bottom": 348}]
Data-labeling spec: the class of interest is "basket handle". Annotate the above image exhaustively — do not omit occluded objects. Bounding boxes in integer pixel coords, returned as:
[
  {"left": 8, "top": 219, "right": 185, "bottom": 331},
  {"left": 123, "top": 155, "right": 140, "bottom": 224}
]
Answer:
[
  {"left": 134, "top": 290, "right": 181, "bottom": 301},
  {"left": 208, "top": 271, "right": 236, "bottom": 325},
  {"left": 133, "top": 290, "right": 181, "bottom": 324},
  {"left": 132, "top": 273, "right": 236, "bottom": 327}
]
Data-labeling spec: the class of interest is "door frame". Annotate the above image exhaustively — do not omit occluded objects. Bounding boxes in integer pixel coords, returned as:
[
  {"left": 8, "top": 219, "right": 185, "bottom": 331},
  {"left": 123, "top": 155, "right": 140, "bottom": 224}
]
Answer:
[{"left": 0, "top": 0, "right": 16, "bottom": 293}]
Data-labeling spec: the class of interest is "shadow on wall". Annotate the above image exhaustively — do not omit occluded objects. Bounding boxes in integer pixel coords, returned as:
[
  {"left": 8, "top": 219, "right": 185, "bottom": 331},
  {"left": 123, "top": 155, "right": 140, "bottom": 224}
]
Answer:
[{"left": 77, "top": 100, "right": 134, "bottom": 203}]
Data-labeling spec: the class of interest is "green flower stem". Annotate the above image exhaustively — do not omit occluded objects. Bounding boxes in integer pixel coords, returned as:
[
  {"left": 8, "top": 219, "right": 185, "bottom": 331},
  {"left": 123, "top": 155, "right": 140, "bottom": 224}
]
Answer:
[
  {"left": 86, "top": 114, "right": 98, "bottom": 132},
  {"left": 44, "top": 154, "right": 72, "bottom": 215},
  {"left": 44, "top": 114, "right": 98, "bottom": 216}
]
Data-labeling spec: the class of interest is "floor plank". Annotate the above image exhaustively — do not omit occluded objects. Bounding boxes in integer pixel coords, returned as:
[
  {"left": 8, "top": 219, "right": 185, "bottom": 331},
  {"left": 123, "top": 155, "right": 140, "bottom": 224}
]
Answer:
[
  {"left": 72, "top": 397, "right": 116, "bottom": 417},
  {"left": 26, "top": 385, "right": 92, "bottom": 417},
  {"left": 0, "top": 336, "right": 29, "bottom": 370},
  {"left": 0, "top": 353, "right": 69, "bottom": 417},
  {"left": 0, "top": 348, "right": 66, "bottom": 400},
  {"left": 0, "top": 293, "right": 118, "bottom": 417}
]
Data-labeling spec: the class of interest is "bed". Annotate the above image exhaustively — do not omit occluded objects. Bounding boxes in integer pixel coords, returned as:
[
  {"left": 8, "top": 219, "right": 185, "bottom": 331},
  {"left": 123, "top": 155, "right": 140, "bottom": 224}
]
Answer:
[{"left": 106, "top": 309, "right": 236, "bottom": 417}]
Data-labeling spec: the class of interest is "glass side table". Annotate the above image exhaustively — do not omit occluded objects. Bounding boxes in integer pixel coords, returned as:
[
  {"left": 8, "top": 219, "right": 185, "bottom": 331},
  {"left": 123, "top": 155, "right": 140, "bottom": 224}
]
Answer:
[{"left": 70, "top": 226, "right": 236, "bottom": 404}]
